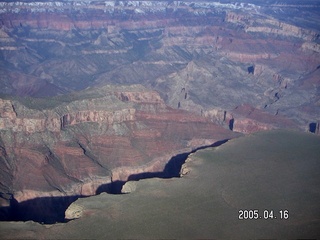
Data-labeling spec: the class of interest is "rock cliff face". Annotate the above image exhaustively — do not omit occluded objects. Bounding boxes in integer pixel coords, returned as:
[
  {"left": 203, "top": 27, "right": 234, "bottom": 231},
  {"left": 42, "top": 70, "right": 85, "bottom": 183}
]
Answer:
[
  {"left": 0, "top": 85, "right": 240, "bottom": 209},
  {"left": 61, "top": 109, "right": 136, "bottom": 128},
  {"left": 229, "top": 104, "right": 297, "bottom": 134}
]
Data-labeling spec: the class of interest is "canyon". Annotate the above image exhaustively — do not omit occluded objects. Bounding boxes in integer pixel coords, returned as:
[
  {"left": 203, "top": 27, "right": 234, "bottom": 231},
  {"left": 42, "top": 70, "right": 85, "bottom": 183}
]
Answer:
[
  {"left": 0, "top": 1, "right": 319, "bottom": 133},
  {"left": 0, "top": 0, "right": 319, "bottom": 232},
  {"left": 0, "top": 84, "right": 241, "bottom": 222}
]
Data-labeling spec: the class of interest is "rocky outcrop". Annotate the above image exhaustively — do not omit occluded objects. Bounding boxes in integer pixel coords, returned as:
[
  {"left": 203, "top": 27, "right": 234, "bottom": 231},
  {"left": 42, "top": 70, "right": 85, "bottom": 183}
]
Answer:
[
  {"left": 0, "top": 99, "right": 59, "bottom": 133},
  {"left": 229, "top": 104, "right": 297, "bottom": 134},
  {"left": 225, "top": 12, "right": 251, "bottom": 24},
  {"left": 226, "top": 10, "right": 318, "bottom": 41},
  {"left": 203, "top": 108, "right": 232, "bottom": 125},
  {"left": 224, "top": 52, "right": 278, "bottom": 62},
  {"left": 121, "top": 181, "right": 137, "bottom": 194},
  {"left": 202, "top": 104, "right": 299, "bottom": 134},
  {"left": 302, "top": 42, "right": 320, "bottom": 53},
  {"left": 115, "top": 91, "right": 165, "bottom": 105},
  {"left": 179, "top": 156, "right": 192, "bottom": 177},
  {"left": 0, "top": 100, "right": 136, "bottom": 133},
  {"left": 61, "top": 109, "right": 136, "bottom": 128},
  {"left": 244, "top": 23, "right": 317, "bottom": 41},
  {"left": 65, "top": 203, "right": 84, "bottom": 220}
]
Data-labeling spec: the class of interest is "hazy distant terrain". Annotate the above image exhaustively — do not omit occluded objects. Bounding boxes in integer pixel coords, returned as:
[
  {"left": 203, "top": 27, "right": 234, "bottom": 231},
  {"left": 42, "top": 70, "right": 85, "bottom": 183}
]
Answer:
[{"left": 1, "top": 0, "right": 319, "bottom": 129}]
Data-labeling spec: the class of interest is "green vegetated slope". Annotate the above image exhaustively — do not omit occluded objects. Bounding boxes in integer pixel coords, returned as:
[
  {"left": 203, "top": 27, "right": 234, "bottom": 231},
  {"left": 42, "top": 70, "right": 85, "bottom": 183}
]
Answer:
[{"left": 1, "top": 130, "right": 320, "bottom": 239}]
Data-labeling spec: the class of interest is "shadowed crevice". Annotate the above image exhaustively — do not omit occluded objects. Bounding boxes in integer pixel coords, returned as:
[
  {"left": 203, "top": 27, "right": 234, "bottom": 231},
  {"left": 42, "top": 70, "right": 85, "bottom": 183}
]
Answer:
[
  {"left": 96, "top": 139, "right": 229, "bottom": 194},
  {"left": 309, "top": 122, "right": 319, "bottom": 134},
  {"left": 0, "top": 195, "right": 80, "bottom": 224}
]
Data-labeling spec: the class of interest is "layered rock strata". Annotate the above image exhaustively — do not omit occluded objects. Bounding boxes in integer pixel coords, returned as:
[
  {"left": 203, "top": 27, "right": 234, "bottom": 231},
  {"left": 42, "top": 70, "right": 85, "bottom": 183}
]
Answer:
[
  {"left": 0, "top": 1, "right": 319, "bottom": 132},
  {"left": 0, "top": 85, "right": 240, "bottom": 208}
]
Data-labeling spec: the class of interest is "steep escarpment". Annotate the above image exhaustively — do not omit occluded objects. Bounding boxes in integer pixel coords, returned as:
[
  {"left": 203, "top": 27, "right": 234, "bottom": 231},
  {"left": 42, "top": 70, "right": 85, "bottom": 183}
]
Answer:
[{"left": 0, "top": 84, "right": 240, "bottom": 222}]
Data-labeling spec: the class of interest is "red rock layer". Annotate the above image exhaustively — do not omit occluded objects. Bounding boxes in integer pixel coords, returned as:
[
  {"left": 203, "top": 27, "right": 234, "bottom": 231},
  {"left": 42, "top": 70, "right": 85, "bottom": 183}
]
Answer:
[
  {"left": 231, "top": 104, "right": 297, "bottom": 134},
  {"left": 0, "top": 86, "right": 241, "bottom": 204}
]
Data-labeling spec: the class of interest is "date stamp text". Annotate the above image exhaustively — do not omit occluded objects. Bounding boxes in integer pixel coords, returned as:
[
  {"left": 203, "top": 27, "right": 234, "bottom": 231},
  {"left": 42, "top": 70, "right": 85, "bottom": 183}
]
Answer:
[{"left": 238, "top": 209, "right": 289, "bottom": 220}]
